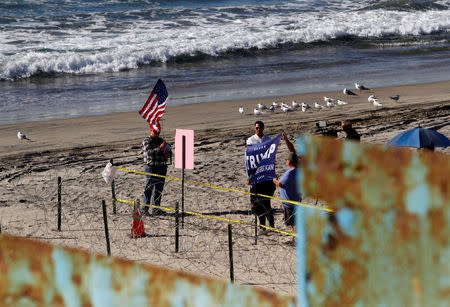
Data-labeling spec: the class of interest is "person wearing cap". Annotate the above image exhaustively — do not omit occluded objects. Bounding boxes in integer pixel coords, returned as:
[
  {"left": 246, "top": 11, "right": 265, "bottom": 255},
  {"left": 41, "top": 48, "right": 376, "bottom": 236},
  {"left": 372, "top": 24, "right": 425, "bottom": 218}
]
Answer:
[
  {"left": 341, "top": 120, "right": 360, "bottom": 142},
  {"left": 141, "top": 122, "right": 171, "bottom": 215},
  {"left": 273, "top": 151, "right": 301, "bottom": 245}
]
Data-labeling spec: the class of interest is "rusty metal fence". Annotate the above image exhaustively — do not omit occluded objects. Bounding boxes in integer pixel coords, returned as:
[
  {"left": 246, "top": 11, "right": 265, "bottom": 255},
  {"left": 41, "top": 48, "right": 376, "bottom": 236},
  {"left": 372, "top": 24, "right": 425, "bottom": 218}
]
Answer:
[{"left": 295, "top": 135, "right": 450, "bottom": 306}]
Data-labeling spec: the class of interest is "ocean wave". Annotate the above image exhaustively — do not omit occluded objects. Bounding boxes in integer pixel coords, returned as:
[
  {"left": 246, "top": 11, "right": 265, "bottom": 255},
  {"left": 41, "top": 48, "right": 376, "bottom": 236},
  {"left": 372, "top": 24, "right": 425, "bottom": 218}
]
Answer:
[
  {"left": 1, "top": 7, "right": 449, "bottom": 80},
  {"left": 363, "top": 0, "right": 448, "bottom": 11}
]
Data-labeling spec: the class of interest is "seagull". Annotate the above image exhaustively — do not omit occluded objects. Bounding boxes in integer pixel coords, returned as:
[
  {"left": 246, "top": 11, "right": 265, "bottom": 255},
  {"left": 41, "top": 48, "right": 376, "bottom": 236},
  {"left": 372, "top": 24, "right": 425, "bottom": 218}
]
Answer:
[
  {"left": 337, "top": 99, "right": 348, "bottom": 106},
  {"left": 314, "top": 102, "right": 324, "bottom": 109},
  {"left": 326, "top": 100, "right": 336, "bottom": 107},
  {"left": 269, "top": 105, "right": 275, "bottom": 112},
  {"left": 368, "top": 95, "right": 377, "bottom": 102},
  {"left": 272, "top": 101, "right": 279, "bottom": 108},
  {"left": 390, "top": 95, "right": 400, "bottom": 101},
  {"left": 301, "top": 105, "right": 307, "bottom": 112},
  {"left": 324, "top": 96, "right": 335, "bottom": 104},
  {"left": 355, "top": 82, "right": 370, "bottom": 90},
  {"left": 17, "top": 131, "right": 30, "bottom": 141},
  {"left": 301, "top": 102, "right": 311, "bottom": 109},
  {"left": 254, "top": 108, "right": 262, "bottom": 115},
  {"left": 239, "top": 106, "right": 244, "bottom": 115},
  {"left": 281, "top": 105, "right": 293, "bottom": 113},
  {"left": 292, "top": 100, "right": 300, "bottom": 108},
  {"left": 281, "top": 102, "right": 290, "bottom": 109},
  {"left": 257, "top": 103, "right": 267, "bottom": 110},
  {"left": 343, "top": 88, "right": 357, "bottom": 96},
  {"left": 373, "top": 99, "right": 383, "bottom": 107}
]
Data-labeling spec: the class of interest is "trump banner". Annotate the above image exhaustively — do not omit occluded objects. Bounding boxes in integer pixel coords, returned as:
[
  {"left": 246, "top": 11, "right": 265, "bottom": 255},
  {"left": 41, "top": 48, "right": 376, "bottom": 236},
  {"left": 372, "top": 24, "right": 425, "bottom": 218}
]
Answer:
[{"left": 246, "top": 134, "right": 282, "bottom": 185}]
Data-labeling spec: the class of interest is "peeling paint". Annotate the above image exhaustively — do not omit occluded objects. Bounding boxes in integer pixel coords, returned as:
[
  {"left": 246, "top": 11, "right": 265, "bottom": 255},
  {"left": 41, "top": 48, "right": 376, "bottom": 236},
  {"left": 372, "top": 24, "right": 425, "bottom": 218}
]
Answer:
[
  {"left": 52, "top": 249, "right": 80, "bottom": 307},
  {"left": 336, "top": 209, "right": 356, "bottom": 237},
  {"left": 383, "top": 210, "right": 395, "bottom": 231},
  {"left": 405, "top": 154, "right": 430, "bottom": 216},
  {"left": 9, "top": 260, "right": 34, "bottom": 294},
  {"left": 90, "top": 263, "right": 113, "bottom": 307}
]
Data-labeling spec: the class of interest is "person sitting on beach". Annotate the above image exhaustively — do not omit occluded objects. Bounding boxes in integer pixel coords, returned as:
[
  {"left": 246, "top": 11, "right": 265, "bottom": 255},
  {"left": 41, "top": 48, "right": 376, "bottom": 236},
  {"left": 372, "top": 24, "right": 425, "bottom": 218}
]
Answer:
[
  {"left": 341, "top": 120, "right": 361, "bottom": 142},
  {"left": 273, "top": 152, "right": 301, "bottom": 245},
  {"left": 141, "top": 122, "right": 171, "bottom": 215}
]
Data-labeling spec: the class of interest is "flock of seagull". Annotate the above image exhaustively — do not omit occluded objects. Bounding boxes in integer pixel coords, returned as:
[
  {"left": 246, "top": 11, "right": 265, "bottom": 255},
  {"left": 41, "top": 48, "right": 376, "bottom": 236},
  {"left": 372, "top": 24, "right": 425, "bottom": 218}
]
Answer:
[
  {"left": 16, "top": 83, "right": 401, "bottom": 142},
  {"left": 239, "top": 82, "right": 400, "bottom": 116}
]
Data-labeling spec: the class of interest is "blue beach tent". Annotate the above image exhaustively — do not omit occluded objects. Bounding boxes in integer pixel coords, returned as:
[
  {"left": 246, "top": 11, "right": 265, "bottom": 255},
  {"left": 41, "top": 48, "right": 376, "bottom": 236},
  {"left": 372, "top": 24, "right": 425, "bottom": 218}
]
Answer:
[{"left": 387, "top": 127, "right": 450, "bottom": 149}]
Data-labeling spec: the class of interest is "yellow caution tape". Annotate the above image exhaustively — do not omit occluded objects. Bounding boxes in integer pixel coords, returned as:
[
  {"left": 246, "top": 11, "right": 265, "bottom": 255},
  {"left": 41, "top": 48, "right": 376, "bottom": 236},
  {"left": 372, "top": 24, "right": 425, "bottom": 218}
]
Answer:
[
  {"left": 115, "top": 198, "right": 296, "bottom": 237},
  {"left": 116, "top": 167, "right": 334, "bottom": 213}
]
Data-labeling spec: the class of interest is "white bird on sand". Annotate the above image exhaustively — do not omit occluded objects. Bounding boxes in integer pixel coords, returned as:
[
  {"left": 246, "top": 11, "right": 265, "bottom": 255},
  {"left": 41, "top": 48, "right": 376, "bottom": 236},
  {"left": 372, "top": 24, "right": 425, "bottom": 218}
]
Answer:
[
  {"left": 355, "top": 82, "right": 370, "bottom": 90},
  {"left": 301, "top": 102, "right": 311, "bottom": 109},
  {"left": 301, "top": 105, "right": 307, "bottom": 112},
  {"left": 326, "top": 100, "right": 336, "bottom": 107},
  {"left": 272, "top": 101, "right": 279, "bottom": 108},
  {"left": 281, "top": 105, "right": 293, "bottom": 113},
  {"left": 269, "top": 105, "right": 275, "bottom": 112},
  {"left": 257, "top": 103, "right": 267, "bottom": 110},
  {"left": 17, "top": 131, "right": 30, "bottom": 141},
  {"left": 373, "top": 99, "right": 383, "bottom": 107},
  {"left": 254, "top": 108, "right": 262, "bottom": 115},
  {"left": 368, "top": 94, "right": 377, "bottom": 102},
  {"left": 343, "top": 88, "right": 357, "bottom": 96},
  {"left": 390, "top": 95, "right": 400, "bottom": 101},
  {"left": 314, "top": 102, "right": 324, "bottom": 109},
  {"left": 239, "top": 106, "right": 244, "bottom": 115},
  {"left": 324, "top": 96, "right": 335, "bottom": 104},
  {"left": 337, "top": 99, "right": 348, "bottom": 106},
  {"left": 281, "top": 102, "right": 290, "bottom": 109},
  {"left": 292, "top": 100, "right": 300, "bottom": 108}
]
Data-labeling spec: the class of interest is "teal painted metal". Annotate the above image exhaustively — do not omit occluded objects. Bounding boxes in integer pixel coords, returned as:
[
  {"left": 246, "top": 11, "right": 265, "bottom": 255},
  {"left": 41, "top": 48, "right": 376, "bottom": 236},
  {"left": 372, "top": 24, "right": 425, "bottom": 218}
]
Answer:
[
  {"left": 296, "top": 135, "right": 450, "bottom": 306},
  {"left": 0, "top": 233, "right": 296, "bottom": 307}
]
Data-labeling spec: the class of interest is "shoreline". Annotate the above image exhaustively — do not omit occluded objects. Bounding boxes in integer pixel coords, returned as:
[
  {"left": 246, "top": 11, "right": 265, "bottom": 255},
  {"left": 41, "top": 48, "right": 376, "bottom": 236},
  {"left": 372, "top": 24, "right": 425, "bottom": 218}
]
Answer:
[{"left": 1, "top": 80, "right": 449, "bottom": 158}]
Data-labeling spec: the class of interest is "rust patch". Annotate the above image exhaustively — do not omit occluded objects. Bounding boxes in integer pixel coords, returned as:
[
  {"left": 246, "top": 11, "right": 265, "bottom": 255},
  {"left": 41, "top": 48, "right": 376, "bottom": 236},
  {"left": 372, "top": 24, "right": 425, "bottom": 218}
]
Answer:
[
  {"left": 339, "top": 260, "right": 367, "bottom": 305},
  {"left": 321, "top": 233, "right": 338, "bottom": 254},
  {"left": 421, "top": 151, "right": 450, "bottom": 202},
  {"left": 395, "top": 212, "right": 419, "bottom": 242},
  {"left": 72, "top": 274, "right": 82, "bottom": 286},
  {"left": 53, "top": 294, "right": 64, "bottom": 306},
  {"left": 439, "top": 287, "right": 450, "bottom": 298},
  {"left": 428, "top": 208, "right": 447, "bottom": 245}
]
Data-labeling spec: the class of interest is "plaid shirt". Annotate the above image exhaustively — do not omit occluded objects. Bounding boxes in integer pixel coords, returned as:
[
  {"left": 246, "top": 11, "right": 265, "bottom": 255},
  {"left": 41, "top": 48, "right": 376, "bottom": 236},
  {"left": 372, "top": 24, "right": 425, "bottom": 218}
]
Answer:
[{"left": 142, "top": 136, "right": 168, "bottom": 166}]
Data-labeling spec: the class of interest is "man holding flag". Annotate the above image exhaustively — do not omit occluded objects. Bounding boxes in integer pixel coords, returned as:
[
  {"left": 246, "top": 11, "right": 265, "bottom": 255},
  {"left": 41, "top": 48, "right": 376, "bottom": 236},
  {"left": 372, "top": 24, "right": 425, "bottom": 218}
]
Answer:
[
  {"left": 246, "top": 121, "right": 279, "bottom": 232},
  {"left": 246, "top": 121, "right": 295, "bottom": 232},
  {"left": 139, "top": 79, "right": 171, "bottom": 215}
]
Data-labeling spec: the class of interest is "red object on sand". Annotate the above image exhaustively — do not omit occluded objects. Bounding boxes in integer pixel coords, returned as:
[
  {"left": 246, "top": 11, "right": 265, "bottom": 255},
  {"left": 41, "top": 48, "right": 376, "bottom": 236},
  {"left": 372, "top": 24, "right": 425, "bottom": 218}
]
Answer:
[{"left": 131, "top": 209, "right": 146, "bottom": 238}]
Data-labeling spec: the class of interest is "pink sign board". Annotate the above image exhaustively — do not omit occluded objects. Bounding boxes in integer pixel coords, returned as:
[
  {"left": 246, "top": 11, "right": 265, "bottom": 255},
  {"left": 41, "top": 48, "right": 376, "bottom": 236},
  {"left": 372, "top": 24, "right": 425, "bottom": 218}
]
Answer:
[{"left": 175, "top": 129, "right": 194, "bottom": 169}]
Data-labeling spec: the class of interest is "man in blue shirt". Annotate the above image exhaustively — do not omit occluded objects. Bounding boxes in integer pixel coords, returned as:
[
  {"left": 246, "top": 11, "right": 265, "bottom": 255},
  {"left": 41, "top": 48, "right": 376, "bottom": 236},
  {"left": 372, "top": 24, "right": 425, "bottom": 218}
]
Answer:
[{"left": 273, "top": 152, "right": 301, "bottom": 245}]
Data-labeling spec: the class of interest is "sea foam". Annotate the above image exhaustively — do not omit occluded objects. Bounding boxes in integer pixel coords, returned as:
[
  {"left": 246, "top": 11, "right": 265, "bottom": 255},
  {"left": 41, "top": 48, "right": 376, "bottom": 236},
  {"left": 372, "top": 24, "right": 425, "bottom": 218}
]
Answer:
[{"left": 1, "top": 7, "right": 449, "bottom": 80}]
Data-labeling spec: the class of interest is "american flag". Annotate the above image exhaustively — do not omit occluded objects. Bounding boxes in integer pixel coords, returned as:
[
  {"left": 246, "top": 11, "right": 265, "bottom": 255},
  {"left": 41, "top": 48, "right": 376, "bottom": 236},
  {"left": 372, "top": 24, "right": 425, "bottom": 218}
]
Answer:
[{"left": 139, "top": 79, "right": 168, "bottom": 124}]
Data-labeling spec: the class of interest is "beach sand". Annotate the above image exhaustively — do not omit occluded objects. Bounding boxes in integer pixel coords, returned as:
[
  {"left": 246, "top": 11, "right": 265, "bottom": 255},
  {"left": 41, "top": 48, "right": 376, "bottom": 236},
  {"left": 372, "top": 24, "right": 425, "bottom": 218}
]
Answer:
[{"left": 0, "top": 80, "right": 449, "bottom": 296}]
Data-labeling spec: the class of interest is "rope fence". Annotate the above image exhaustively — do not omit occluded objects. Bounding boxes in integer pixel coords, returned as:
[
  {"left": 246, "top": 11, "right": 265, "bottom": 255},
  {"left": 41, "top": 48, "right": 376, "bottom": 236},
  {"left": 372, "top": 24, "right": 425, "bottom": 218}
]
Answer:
[
  {"left": 116, "top": 166, "right": 334, "bottom": 213},
  {"left": 0, "top": 140, "right": 331, "bottom": 296}
]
